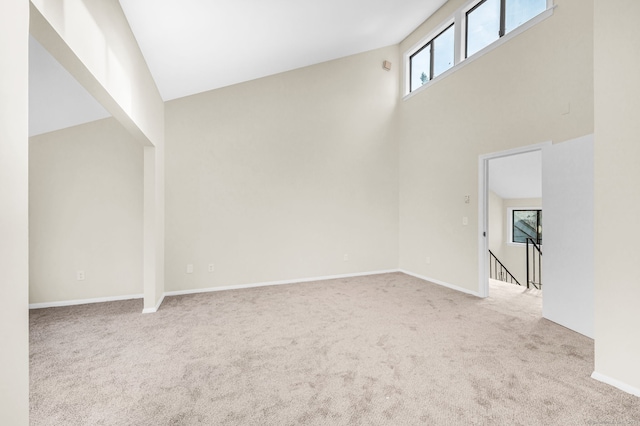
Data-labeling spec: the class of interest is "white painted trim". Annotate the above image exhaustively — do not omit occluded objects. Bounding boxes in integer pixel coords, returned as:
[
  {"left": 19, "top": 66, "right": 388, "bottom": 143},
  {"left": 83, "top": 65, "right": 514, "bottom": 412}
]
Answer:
[
  {"left": 26, "top": 270, "right": 485, "bottom": 312},
  {"left": 478, "top": 142, "right": 552, "bottom": 298},
  {"left": 164, "top": 269, "right": 400, "bottom": 297},
  {"left": 29, "top": 294, "right": 143, "bottom": 310},
  {"left": 404, "top": 5, "right": 556, "bottom": 100},
  {"left": 399, "top": 269, "right": 481, "bottom": 297},
  {"left": 142, "top": 293, "right": 165, "bottom": 314},
  {"left": 28, "top": 270, "right": 401, "bottom": 312},
  {"left": 478, "top": 153, "right": 489, "bottom": 298},
  {"left": 591, "top": 371, "right": 640, "bottom": 398}
]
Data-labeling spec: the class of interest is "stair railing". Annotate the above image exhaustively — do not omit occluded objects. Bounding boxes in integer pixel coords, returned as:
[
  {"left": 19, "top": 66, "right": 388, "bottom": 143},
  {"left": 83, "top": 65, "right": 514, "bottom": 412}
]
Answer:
[
  {"left": 489, "top": 250, "right": 522, "bottom": 286},
  {"left": 526, "top": 238, "right": 542, "bottom": 289}
]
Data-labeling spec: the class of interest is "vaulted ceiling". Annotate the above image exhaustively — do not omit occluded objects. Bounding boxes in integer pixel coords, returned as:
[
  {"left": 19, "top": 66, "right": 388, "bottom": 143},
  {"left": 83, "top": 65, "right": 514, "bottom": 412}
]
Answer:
[
  {"left": 119, "top": 0, "right": 448, "bottom": 100},
  {"left": 29, "top": 0, "right": 447, "bottom": 135}
]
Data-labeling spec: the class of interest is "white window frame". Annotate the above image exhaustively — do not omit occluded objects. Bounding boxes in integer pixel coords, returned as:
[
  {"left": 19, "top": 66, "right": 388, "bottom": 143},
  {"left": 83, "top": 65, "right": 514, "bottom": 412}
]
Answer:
[
  {"left": 404, "top": 0, "right": 555, "bottom": 99},
  {"left": 507, "top": 207, "right": 542, "bottom": 247}
]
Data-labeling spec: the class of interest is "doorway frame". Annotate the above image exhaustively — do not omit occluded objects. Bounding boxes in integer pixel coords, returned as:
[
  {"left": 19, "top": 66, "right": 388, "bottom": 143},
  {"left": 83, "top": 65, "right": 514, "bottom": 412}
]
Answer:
[{"left": 477, "top": 141, "right": 551, "bottom": 298}]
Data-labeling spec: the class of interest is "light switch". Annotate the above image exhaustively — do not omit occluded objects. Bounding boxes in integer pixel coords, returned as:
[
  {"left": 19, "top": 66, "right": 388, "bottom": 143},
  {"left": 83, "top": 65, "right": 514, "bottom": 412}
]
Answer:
[{"left": 462, "top": 217, "right": 468, "bottom": 226}]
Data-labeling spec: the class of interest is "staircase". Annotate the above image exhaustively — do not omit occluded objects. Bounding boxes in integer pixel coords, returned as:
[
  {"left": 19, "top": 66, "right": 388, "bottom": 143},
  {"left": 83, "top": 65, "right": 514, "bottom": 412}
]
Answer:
[
  {"left": 489, "top": 250, "right": 522, "bottom": 286},
  {"left": 488, "top": 241, "right": 543, "bottom": 290},
  {"left": 526, "top": 238, "right": 542, "bottom": 289}
]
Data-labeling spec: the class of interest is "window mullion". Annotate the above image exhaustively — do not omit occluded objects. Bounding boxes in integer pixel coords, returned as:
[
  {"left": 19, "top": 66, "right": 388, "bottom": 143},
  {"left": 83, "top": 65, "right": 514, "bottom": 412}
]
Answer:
[
  {"left": 453, "top": 9, "right": 462, "bottom": 65},
  {"left": 464, "top": 9, "right": 469, "bottom": 58},
  {"left": 537, "top": 210, "right": 542, "bottom": 245},
  {"left": 499, "top": 0, "right": 506, "bottom": 37},
  {"left": 429, "top": 43, "right": 434, "bottom": 81},
  {"left": 409, "top": 55, "right": 414, "bottom": 92}
]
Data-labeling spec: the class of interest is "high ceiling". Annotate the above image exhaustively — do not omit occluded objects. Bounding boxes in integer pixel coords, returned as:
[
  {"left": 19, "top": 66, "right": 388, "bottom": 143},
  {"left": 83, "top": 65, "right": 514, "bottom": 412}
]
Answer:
[
  {"left": 29, "top": 0, "right": 447, "bottom": 136},
  {"left": 119, "top": 0, "right": 448, "bottom": 100}
]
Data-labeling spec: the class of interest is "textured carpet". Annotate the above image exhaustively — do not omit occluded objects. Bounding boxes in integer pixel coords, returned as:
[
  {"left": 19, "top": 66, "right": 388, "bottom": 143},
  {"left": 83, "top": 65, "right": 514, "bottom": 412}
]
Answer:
[{"left": 30, "top": 272, "right": 640, "bottom": 425}]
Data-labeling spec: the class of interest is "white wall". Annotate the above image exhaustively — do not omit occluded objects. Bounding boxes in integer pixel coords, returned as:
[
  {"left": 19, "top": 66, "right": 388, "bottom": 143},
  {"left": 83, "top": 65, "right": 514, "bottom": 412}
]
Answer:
[
  {"left": 593, "top": 0, "right": 640, "bottom": 395},
  {"left": 30, "top": 0, "right": 165, "bottom": 311},
  {"left": 398, "top": 0, "right": 594, "bottom": 292},
  {"left": 165, "top": 46, "right": 400, "bottom": 291},
  {"left": 0, "top": 0, "right": 29, "bottom": 423},
  {"left": 542, "top": 135, "right": 594, "bottom": 338},
  {"left": 488, "top": 191, "right": 503, "bottom": 258},
  {"left": 15, "top": 0, "right": 639, "bottom": 403},
  {"left": 29, "top": 118, "right": 143, "bottom": 305}
]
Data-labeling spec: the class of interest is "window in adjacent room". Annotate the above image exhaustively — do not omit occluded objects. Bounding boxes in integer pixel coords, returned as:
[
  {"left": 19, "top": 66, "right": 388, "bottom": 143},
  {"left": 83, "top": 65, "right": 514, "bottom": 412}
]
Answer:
[{"left": 511, "top": 209, "right": 542, "bottom": 245}]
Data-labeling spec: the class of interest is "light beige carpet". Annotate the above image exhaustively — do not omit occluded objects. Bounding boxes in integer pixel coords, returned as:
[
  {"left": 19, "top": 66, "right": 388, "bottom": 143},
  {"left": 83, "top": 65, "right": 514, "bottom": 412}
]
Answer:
[{"left": 30, "top": 272, "right": 639, "bottom": 425}]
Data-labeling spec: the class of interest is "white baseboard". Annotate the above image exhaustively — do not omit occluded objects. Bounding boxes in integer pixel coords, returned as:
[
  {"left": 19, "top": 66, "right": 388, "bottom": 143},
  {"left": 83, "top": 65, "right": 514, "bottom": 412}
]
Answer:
[
  {"left": 399, "top": 269, "right": 481, "bottom": 297},
  {"left": 591, "top": 371, "right": 640, "bottom": 397},
  {"left": 28, "top": 269, "right": 476, "bottom": 311},
  {"left": 28, "top": 270, "right": 400, "bottom": 313},
  {"left": 26, "top": 270, "right": 479, "bottom": 312},
  {"left": 142, "top": 294, "right": 165, "bottom": 314},
  {"left": 164, "top": 269, "right": 400, "bottom": 297},
  {"left": 29, "top": 293, "right": 143, "bottom": 310}
]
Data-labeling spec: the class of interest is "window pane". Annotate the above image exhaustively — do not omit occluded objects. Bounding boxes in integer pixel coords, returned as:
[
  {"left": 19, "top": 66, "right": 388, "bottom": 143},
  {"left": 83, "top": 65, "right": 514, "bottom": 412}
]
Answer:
[
  {"left": 410, "top": 45, "right": 431, "bottom": 92},
  {"left": 433, "top": 25, "right": 455, "bottom": 78},
  {"left": 513, "top": 210, "right": 541, "bottom": 244},
  {"left": 466, "top": 0, "right": 500, "bottom": 58},
  {"left": 505, "top": 0, "right": 546, "bottom": 34}
]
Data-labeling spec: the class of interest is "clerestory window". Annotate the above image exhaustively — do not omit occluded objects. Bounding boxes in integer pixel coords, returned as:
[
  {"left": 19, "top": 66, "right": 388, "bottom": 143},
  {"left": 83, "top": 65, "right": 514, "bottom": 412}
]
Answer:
[
  {"left": 409, "top": 24, "right": 455, "bottom": 92},
  {"left": 406, "top": 0, "right": 552, "bottom": 95},
  {"left": 466, "top": 0, "right": 547, "bottom": 58}
]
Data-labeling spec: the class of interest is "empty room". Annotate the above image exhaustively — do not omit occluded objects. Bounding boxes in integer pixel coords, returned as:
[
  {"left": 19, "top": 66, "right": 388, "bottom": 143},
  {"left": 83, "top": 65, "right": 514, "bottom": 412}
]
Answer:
[{"left": 2, "top": 0, "right": 640, "bottom": 424}]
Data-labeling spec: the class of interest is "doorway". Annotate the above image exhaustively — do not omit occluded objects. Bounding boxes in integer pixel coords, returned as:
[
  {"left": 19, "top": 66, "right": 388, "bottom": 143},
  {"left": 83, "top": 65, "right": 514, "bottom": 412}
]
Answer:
[
  {"left": 478, "top": 137, "right": 595, "bottom": 338},
  {"left": 478, "top": 142, "right": 550, "bottom": 298}
]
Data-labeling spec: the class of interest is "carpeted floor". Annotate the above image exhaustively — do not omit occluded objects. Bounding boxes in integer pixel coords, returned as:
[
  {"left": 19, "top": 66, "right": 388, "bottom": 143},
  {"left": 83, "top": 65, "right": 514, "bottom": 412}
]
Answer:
[{"left": 30, "top": 272, "right": 640, "bottom": 425}]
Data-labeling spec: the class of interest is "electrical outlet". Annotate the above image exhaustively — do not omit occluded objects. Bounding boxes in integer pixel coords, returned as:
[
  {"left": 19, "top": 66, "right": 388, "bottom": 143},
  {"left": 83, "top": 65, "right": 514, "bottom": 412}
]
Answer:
[
  {"left": 343, "top": 254, "right": 349, "bottom": 262},
  {"left": 76, "top": 270, "right": 85, "bottom": 281},
  {"left": 208, "top": 263, "right": 215, "bottom": 272},
  {"left": 462, "top": 217, "right": 468, "bottom": 226},
  {"left": 464, "top": 195, "right": 470, "bottom": 204},
  {"left": 186, "top": 264, "right": 194, "bottom": 274}
]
